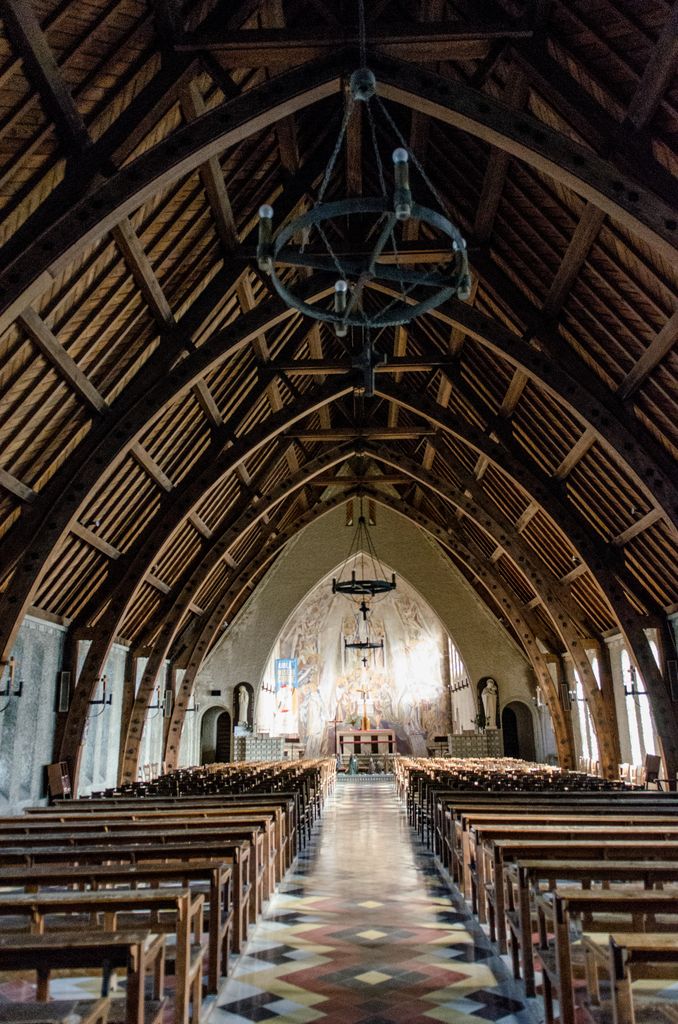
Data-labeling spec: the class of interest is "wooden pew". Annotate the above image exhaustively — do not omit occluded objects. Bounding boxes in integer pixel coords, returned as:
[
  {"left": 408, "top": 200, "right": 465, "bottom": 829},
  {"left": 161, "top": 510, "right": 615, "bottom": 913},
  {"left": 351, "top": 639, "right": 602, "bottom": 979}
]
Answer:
[
  {"left": 470, "top": 824, "right": 678, "bottom": 931},
  {"left": 0, "top": 999, "right": 110, "bottom": 1024},
  {"left": 0, "top": 889, "right": 203, "bottom": 1024},
  {"left": 535, "top": 890, "right": 678, "bottom": 1024},
  {"left": 0, "top": 859, "right": 231, "bottom": 992},
  {"left": 591, "top": 934, "right": 678, "bottom": 1024},
  {"left": 0, "top": 930, "right": 166, "bottom": 1024},
  {"left": 0, "top": 838, "right": 251, "bottom": 953},
  {"left": 0, "top": 818, "right": 271, "bottom": 913},
  {"left": 504, "top": 859, "right": 678, "bottom": 999}
]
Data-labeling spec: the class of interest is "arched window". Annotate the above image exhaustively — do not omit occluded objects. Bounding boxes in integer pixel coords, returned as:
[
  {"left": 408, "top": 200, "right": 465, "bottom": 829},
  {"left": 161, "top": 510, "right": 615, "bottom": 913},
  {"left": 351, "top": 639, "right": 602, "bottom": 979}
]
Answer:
[
  {"left": 621, "top": 647, "right": 658, "bottom": 766},
  {"left": 574, "top": 670, "right": 599, "bottom": 765}
]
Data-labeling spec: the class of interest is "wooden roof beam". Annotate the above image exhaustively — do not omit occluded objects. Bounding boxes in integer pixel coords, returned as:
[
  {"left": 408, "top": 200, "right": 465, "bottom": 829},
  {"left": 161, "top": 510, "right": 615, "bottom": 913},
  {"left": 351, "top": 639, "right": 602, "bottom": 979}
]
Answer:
[
  {"left": 260, "top": 0, "right": 300, "bottom": 173},
  {"left": 145, "top": 572, "right": 171, "bottom": 595},
  {"left": 0, "top": 469, "right": 36, "bottom": 504},
  {"left": 552, "top": 426, "right": 596, "bottom": 481},
  {"left": 516, "top": 500, "right": 539, "bottom": 533},
  {"left": 473, "top": 66, "right": 528, "bottom": 243},
  {"left": 499, "top": 368, "right": 528, "bottom": 417},
  {"left": 611, "top": 508, "right": 664, "bottom": 547},
  {"left": 474, "top": 454, "right": 489, "bottom": 481},
  {"left": 2, "top": 0, "right": 91, "bottom": 157},
  {"left": 180, "top": 81, "right": 239, "bottom": 253},
  {"left": 111, "top": 218, "right": 176, "bottom": 329},
  {"left": 307, "top": 324, "right": 331, "bottom": 428},
  {"left": 177, "top": 22, "right": 533, "bottom": 65},
  {"left": 70, "top": 522, "right": 121, "bottom": 560},
  {"left": 625, "top": 2, "right": 678, "bottom": 131},
  {"left": 541, "top": 202, "right": 606, "bottom": 318},
  {"left": 617, "top": 309, "right": 678, "bottom": 400},
  {"left": 560, "top": 561, "right": 587, "bottom": 584},
  {"left": 308, "top": 474, "right": 408, "bottom": 485},
  {"left": 192, "top": 378, "right": 224, "bottom": 429},
  {"left": 189, "top": 512, "right": 213, "bottom": 539},
  {"left": 288, "top": 427, "right": 436, "bottom": 441},
  {"left": 489, "top": 546, "right": 503, "bottom": 563},
  {"left": 19, "top": 309, "right": 107, "bottom": 415},
  {"left": 130, "top": 443, "right": 174, "bottom": 492}
]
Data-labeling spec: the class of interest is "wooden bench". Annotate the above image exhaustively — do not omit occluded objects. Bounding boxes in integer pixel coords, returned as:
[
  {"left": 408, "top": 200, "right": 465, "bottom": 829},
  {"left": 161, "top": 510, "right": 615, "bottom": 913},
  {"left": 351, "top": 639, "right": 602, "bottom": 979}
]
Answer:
[
  {"left": 470, "top": 824, "right": 678, "bottom": 930},
  {"left": 585, "top": 933, "right": 678, "bottom": 1024},
  {"left": 0, "top": 858, "right": 232, "bottom": 992},
  {"left": 0, "top": 818, "right": 271, "bottom": 914},
  {"left": 0, "top": 930, "right": 166, "bottom": 1024},
  {"left": 503, "top": 859, "right": 678, "bottom": 999},
  {"left": 0, "top": 998, "right": 110, "bottom": 1024},
  {"left": 0, "top": 838, "right": 250, "bottom": 954},
  {"left": 0, "top": 889, "right": 203, "bottom": 1024},
  {"left": 535, "top": 889, "right": 678, "bottom": 1024}
]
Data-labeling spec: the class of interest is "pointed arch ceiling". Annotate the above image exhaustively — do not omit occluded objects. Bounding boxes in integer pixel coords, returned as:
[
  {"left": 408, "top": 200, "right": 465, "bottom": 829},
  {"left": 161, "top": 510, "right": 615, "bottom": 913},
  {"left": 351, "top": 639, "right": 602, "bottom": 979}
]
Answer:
[{"left": 0, "top": 0, "right": 676, "bottom": 781}]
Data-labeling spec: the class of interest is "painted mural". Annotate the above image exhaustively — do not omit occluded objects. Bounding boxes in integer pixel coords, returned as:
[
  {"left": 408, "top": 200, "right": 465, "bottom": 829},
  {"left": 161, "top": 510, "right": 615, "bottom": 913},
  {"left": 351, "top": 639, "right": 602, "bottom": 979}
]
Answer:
[{"left": 260, "top": 561, "right": 466, "bottom": 756}]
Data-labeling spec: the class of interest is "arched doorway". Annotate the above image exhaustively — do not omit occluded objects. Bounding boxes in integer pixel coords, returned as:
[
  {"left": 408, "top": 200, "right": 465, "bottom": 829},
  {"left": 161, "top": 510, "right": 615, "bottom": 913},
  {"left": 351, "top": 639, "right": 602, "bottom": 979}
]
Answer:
[
  {"left": 502, "top": 701, "right": 536, "bottom": 761},
  {"left": 200, "top": 707, "right": 231, "bottom": 764}
]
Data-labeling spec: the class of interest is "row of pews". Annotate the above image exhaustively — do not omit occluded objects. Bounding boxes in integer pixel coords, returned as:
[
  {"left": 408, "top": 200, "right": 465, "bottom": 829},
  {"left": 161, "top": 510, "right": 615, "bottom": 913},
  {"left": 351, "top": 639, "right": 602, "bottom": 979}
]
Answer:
[
  {"left": 0, "top": 758, "right": 335, "bottom": 1024},
  {"left": 396, "top": 756, "right": 678, "bottom": 1024}
]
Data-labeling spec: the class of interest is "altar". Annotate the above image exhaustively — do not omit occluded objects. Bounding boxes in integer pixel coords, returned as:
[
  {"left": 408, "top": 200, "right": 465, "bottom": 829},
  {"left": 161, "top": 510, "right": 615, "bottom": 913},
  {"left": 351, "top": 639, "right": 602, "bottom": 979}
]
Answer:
[{"left": 337, "top": 729, "right": 396, "bottom": 755}]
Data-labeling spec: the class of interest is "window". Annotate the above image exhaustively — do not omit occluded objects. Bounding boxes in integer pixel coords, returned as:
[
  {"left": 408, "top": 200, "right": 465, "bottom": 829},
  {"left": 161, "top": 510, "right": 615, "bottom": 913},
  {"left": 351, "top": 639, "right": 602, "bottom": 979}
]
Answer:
[
  {"left": 621, "top": 648, "right": 657, "bottom": 765},
  {"left": 574, "top": 670, "right": 599, "bottom": 764}
]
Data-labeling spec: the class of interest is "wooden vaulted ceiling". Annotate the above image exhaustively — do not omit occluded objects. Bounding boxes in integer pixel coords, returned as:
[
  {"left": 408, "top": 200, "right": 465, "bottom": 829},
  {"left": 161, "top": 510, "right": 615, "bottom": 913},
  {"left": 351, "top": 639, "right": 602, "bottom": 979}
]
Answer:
[{"left": 0, "top": 0, "right": 676, "bottom": 782}]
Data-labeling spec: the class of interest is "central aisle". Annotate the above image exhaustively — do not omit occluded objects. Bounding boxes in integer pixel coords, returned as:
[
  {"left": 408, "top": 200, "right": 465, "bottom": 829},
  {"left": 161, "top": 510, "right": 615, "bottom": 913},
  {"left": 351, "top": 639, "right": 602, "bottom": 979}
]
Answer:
[{"left": 213, "top": 779, "right": 535, "bottom": 1024}]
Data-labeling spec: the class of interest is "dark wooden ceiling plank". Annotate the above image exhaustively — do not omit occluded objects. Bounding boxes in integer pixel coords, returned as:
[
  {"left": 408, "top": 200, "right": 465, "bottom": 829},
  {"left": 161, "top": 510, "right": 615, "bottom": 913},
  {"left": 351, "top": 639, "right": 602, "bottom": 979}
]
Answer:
[
  {"left": 260, "top": 0, "right": 300, "bottom": 173},
  {"left": 19, "top": 308, "right": 107, "bottom": 415}
]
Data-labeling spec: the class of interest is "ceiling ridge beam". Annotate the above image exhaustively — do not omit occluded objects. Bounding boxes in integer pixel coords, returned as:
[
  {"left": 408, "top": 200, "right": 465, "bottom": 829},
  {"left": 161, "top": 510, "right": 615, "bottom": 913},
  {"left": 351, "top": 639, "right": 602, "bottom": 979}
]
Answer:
[{"left": 19, "top": 308, "right": 107, "bottom": 415}]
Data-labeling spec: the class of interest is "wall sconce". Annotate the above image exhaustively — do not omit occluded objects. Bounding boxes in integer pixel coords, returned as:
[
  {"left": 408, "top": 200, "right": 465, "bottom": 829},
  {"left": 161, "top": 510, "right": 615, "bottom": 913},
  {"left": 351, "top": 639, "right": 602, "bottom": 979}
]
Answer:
[
  {"left": 531, "top": 687, "right": 545, "bottom": 709},
  {"left": 449, "top": 677, "right": 470, "bottom": 694},
  {"left": 568, "top": 687, "right": 587, "bottom": 703},
  {"left": 624, "top": 664, "right": 646, "bottom": 698},
  {"left": 89, "top": 674, "right": 112, "bottom": 707},
  {"left": 0, "top": 657, "right": 23, "bottom": 711}
]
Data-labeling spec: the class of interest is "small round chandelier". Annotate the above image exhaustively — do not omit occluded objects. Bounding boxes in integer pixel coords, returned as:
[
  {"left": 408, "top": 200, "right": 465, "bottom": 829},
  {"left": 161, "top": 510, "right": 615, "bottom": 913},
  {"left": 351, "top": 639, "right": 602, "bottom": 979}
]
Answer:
[
  {"left": 256, "top": 61, "right": 472, "bottom": 334},
  {"left": 332, "top": 498, "right": 395, "bottom": 600}
]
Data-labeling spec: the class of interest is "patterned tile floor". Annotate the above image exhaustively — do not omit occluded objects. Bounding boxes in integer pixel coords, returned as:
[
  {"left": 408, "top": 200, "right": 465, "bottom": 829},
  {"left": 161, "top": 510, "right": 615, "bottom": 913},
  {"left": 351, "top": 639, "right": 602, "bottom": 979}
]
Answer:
[{"left": 211, "top": 778, "right": 539, "bottom": 1024}]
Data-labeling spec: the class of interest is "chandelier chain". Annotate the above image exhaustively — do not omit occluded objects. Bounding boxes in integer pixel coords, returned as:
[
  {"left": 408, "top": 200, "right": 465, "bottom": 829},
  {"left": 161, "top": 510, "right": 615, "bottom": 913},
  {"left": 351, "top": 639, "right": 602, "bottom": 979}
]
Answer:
[
  {"left": 358, "top": 0, "right": 367, "bottom": 71},
  {"left": 376, "top": 95, "right": 451, "bottom": 219}
]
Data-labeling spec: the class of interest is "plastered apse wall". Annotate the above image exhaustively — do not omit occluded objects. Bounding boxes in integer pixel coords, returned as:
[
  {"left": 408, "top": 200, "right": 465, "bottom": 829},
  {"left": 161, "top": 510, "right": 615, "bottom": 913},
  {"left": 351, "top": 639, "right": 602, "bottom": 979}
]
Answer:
[{"left": 191, "top": 504, "right": 547, "bottom": 757}]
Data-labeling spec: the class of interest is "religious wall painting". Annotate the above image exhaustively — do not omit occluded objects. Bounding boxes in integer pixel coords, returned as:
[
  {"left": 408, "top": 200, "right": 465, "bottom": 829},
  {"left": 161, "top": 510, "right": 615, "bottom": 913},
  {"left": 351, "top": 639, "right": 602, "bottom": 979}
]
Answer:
[{"left": 267, "top": 563, "right": 457, "bottom": 755}]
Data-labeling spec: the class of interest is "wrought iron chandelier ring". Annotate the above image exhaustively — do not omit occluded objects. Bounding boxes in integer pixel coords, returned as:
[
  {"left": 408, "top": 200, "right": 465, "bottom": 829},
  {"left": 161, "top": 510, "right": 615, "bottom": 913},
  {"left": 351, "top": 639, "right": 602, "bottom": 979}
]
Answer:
[{"left": 258, "top": 197, "right": 471, "bottom": 330}]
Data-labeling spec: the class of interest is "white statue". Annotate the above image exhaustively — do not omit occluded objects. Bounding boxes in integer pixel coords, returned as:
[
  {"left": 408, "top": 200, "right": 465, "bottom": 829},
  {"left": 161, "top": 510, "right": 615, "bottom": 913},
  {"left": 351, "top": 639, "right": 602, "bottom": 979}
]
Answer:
[
  {"left": 482, "top": 678, "right": 498, "bottom": 729},
  {"left": 236, "top": 685, "right": 250, "bottom": 727}
]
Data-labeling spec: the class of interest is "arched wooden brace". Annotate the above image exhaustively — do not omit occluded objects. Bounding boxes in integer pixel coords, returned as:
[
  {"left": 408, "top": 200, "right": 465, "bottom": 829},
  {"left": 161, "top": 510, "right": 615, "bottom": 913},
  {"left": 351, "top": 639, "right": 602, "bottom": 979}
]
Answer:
[
  {"left": 154, "top": 430, "right": 596, "bottom": 771},
  {"left": 1, "top": 41, "right": 675, "bottom": 340},
  {"left": 357, "top": 445, "right": 620, "bottom": 775},
  {"left": 2, "top": 248, "right": 672, "bottom": 673},
  {"left": 365, "top": 283, "right": 678, "bottom": 534},
  {"left": 163, "top": 487, "right": 574, "bottom": 770},
  {"left": 119, "top": 443, "right": 360, "bottom": 783},
  {"left": 56, "top": 382, "right": 353, "bottom": 792}
]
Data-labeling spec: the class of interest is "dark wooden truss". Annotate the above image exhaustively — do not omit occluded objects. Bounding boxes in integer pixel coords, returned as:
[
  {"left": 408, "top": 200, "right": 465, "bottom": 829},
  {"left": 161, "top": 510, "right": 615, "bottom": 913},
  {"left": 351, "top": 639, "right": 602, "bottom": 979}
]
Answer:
[{"left": 0, "top": 0, "right": 675, "bottom": 788}]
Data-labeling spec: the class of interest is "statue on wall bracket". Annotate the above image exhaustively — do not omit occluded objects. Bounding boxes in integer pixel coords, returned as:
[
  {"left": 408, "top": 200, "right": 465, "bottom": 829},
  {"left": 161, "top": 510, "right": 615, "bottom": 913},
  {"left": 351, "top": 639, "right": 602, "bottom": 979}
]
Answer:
[{"left": 478, "top": 676, "right": 500, "bottom": 730}]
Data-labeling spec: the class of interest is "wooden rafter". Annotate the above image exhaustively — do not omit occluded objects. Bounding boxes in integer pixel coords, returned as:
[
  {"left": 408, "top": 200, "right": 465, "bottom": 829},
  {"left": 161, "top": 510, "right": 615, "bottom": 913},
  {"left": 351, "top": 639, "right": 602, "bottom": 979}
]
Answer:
[
  {"left": 19, "top": 309, "right": 107, "bottom": 415},
  {"left": 625, "top": 1, "right": 678, "bottom": 131},
  {"left": 617, "top": 310, "right": 678, "bottom": 401},
  {"left": 112, "top": 218, "right": 176, "bottom": 329}
]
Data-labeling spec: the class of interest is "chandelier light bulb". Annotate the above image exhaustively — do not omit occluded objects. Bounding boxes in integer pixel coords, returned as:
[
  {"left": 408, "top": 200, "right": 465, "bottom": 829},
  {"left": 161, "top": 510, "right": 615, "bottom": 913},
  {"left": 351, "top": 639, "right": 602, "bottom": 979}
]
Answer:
[
  {"left": 334, "top": 279, "right": 349, "bottom": 337},
  {"left": 257, "top": 205, "right": 274, "bottom": 273},
  {"left": 392, "top": 149, "right": 411, "bottom": 221}
]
